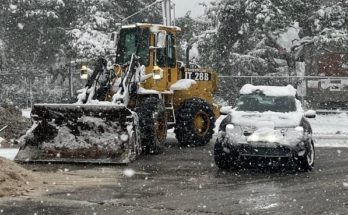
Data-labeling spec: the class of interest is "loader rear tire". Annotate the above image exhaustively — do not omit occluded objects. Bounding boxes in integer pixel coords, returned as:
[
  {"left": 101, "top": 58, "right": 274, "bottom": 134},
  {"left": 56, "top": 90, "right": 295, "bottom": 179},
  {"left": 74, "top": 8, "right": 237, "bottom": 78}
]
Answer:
[
  {"left": 175, "top": 98, "right": 215, "bottom": 147},
  {"left": 136, "top": 97, "right": 167, "bottom": 154}
]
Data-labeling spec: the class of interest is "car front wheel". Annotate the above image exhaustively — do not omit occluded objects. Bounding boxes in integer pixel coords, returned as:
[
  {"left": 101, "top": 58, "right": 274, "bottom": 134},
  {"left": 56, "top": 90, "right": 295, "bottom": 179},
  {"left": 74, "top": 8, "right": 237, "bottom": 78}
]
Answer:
[
  {"left": 296, "top": 141, "right": 315, "bottom": 172},
  {"left": 214, "top": 140, "right": 239, "bottom": 170}
]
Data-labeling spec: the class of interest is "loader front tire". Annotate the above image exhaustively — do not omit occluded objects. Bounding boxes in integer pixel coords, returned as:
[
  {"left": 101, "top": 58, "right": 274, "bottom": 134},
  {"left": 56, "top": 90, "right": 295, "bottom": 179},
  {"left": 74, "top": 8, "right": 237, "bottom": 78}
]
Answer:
[
  {"left": 136, "top": 97, "right": 167, "bottom": 154},
  {"left": 175, "top": 98, "right": 215, "bottom": 147}
]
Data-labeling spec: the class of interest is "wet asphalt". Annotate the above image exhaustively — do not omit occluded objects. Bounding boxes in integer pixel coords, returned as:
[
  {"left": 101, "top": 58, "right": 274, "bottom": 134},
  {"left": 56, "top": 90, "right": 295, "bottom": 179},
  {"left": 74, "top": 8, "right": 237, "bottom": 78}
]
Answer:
[{"left": 1, "top": 138, "right": 348, "bottom": 215}]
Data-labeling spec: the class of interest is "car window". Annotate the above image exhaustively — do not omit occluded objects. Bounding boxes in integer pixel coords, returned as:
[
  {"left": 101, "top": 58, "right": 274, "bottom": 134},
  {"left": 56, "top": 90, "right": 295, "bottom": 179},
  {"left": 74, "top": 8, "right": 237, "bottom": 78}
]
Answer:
[{"left": 236, "top": 94, "right": 297, "bottom": 113}]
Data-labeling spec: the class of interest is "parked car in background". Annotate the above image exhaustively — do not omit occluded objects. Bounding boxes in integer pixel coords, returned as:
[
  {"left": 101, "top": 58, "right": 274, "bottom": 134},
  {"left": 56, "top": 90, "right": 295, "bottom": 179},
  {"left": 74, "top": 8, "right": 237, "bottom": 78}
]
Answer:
[{"left": 215, "top": 84, "right": 316, "bottom": 171}]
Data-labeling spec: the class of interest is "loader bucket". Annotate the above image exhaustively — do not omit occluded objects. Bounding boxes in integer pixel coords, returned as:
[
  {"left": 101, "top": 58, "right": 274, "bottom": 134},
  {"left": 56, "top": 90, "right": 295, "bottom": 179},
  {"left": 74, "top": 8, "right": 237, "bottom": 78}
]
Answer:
[{"left": 15, "top": 104, "right": 141, "bottom": 165}]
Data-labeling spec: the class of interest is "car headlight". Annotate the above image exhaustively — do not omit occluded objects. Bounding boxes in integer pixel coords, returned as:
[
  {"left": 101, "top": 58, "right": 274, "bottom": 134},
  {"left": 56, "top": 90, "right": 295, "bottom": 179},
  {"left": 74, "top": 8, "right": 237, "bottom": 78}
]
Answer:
[
  {"left": 225, "top": 124, "right": 242, "bottom": 136},
  {"left": 226, "top": 124, "right": 235, "bottom": 133},
  {"left": 295, "top": 126, "right": 304, "bottom": 132},
  {"left": 80, "top": 65, "right": 89, "bottom": 79}
]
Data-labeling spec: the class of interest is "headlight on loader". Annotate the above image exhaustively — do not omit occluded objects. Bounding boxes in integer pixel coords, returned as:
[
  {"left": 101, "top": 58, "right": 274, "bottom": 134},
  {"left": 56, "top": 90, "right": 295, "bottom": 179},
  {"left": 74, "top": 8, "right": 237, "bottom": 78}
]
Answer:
[
  {"left": 80, "top": 65, "right": 89, "bottom": 80},
  {"left": 152, "top": 65, "right": 163, "bottom": 80}
]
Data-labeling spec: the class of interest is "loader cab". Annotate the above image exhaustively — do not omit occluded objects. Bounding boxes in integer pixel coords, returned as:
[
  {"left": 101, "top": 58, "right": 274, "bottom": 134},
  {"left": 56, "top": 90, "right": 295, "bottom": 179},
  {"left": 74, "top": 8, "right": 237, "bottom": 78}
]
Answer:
[
  {"left": 115, "top": 24, "right": 178, "bottom": 68},
  {"left": 115, "top": 26, "right": 150, "bottom": 66},
  {"left": 115, "top": 24, "right": 180, "bottom": 92}
]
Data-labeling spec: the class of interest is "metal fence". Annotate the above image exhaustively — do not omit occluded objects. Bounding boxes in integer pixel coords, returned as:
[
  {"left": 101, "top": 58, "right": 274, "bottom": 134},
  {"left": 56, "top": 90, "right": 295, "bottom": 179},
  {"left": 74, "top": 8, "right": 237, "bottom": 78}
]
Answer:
[
  {"left": 217, "top": 76, "right": 348, "bottom": 110},
  {"left": 2, "top": 72, "right": 348, "bottom": 110},
  {"left": 0, "top": 70, "right": 83, "bottom": 108}
]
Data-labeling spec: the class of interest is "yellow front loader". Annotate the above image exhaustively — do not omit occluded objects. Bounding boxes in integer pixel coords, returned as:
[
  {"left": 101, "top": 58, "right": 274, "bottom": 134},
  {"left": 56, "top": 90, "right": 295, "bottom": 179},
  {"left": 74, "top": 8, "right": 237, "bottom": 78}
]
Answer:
[{"left": 15, "top": 23, "right": 219, "bottom": 164}]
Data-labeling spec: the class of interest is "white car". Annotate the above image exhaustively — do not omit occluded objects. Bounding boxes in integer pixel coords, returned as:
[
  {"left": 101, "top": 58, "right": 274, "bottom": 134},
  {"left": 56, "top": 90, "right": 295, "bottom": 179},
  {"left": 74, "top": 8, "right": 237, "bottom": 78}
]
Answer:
[{"left": 215, "top": 84, "right": 316, "bottom": 171}]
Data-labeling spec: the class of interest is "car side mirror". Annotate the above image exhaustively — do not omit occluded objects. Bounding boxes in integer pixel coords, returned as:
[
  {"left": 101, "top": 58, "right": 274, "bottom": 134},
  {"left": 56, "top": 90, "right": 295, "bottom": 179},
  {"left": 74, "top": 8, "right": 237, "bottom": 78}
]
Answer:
[
  {"left": 304, "top": 110, "right": 316, "bottom": 119},
  {"left": 220, "top": 106, "right": 233, "bottom": 115}
]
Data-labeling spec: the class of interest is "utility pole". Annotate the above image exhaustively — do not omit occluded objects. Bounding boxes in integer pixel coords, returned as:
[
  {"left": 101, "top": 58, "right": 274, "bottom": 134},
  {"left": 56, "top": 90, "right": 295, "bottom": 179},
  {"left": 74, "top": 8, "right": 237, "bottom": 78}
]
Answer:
[
  {"left": 120, "top": 0, "right": 175, "bottom": 26},
  {"left": 162, "top": 0, "right": 171, "bottom": 26},
  {"left": 27, "top": 71, "right": 33, "bottom": 109},
  {"left": 68, "top": 59, "right": 73, "bottom": 101}
]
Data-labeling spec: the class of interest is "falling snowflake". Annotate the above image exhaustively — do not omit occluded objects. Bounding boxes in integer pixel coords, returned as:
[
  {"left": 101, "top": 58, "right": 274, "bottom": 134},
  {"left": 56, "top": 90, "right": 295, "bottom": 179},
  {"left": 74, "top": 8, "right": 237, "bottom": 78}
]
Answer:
[
  {"left": 9, "top": 4, "right": 17, "bottom": 10},
  {"left": 123, "top": 169, "right": 135, "bottom": 177},
  {"left": 17, "top": 23, "right": 24, "bottom": 29},
  {"left": 120, "top": 134, "right": 129, "bottom": 142}
]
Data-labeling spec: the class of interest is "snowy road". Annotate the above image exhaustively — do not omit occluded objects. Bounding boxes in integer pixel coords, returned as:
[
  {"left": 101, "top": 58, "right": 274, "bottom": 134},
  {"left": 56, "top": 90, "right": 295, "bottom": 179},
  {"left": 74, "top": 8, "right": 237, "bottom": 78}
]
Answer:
[
  {"left": 0, "top": 139, "right": 348, "bottom": 213},
  {"left": 0, "top": 114, "right": 347, "bottom": 214},
  {"left": 1, "top": 142, "right": 348, "bottom": 214}
]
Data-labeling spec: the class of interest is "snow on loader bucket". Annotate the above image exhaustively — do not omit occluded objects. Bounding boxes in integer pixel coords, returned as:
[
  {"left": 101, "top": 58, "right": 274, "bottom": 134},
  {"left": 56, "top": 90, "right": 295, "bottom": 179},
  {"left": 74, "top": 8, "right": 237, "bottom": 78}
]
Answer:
[{"left": 15, "top": 104, "right": 141, "bottom": 165}]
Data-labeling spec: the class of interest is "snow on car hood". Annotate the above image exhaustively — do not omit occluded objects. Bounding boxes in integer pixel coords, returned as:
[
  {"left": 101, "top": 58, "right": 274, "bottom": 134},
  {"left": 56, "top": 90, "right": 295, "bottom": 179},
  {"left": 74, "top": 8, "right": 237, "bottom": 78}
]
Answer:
[{"left": 230, "top": 110, "right": 303, "bottom": 128}]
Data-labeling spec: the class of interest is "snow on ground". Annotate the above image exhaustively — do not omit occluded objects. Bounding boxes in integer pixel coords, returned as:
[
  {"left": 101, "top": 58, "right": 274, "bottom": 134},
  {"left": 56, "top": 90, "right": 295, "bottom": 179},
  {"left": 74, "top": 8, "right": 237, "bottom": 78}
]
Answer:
[
  {"left": 308, "top": 113, "right": 348, "bottom": 136},
  {"left": 314, "top": 139, "right": 348, "bottom": 148},
  {"left": 0, "top": 148, "right": 19, "bottom": 160},
  {"left": 308, "top": 113, "right": 348, "bottom": 148}
]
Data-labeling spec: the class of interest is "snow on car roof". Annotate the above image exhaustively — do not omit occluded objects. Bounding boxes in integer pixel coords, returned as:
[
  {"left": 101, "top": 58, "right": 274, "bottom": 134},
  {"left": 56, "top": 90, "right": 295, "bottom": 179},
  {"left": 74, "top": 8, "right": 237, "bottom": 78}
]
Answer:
[{"left": 240, "top": 84, "right": 297, "bottom": 97}]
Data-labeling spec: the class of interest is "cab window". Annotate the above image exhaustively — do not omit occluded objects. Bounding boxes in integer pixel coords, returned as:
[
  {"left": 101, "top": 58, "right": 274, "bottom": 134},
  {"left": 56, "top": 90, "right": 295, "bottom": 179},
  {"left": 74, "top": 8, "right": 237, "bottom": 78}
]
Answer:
[
  {"left": 156, "top": 33, "right": 176, "bottom": 67},
  {"left": 167, "top": 34, "right": 176, "bottom": 68}
]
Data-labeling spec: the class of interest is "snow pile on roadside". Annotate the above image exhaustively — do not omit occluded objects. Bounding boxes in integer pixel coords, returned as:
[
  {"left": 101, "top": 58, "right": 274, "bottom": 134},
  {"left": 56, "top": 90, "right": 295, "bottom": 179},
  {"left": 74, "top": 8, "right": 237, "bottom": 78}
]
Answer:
[
  {"left": 0, "top": 157, "right": 36, "bottom": 197},
  {"left": 0, "top": 148, "right": 19, "bottom": 160}
]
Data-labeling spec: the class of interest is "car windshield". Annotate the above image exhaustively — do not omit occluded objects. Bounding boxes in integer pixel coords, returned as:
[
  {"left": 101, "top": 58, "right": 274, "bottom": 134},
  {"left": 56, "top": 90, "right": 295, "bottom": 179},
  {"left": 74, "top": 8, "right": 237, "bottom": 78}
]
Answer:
[{"left": 236, "top": 94, "right": 297, "bottom": 112}]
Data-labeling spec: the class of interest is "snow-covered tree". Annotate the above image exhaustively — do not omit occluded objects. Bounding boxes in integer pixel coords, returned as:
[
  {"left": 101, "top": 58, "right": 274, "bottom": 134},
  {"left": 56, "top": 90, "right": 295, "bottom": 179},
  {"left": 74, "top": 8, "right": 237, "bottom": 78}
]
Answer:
[
  {"left": 0, "top": 0, "right": 162, "bottom": 106},
  {"left": 292, "top": 1, "right": 348, "bottom": 78},
  {"left": 175, "top": 12, "right": 213, "bottom": 62},
  {"left": 198, "top": 0, "right": 296, "bottom": 75},
  {"left": 68, "top": 0, "right": 161, "bottom": 60},
  {"left": 306, "top": 0, "right": 348, "bottom": 49},
  {"left": 2, "top": 0, "right": 68, "bottom": 70}
]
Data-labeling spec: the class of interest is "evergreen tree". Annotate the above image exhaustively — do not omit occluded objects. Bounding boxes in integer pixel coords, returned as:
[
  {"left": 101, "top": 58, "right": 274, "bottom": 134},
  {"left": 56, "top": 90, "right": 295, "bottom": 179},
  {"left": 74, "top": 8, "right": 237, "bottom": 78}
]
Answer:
[
  {"left": 307, "top": 0, "right": 348, "bottom": 40},
  {"left": 67, "top": 0, "right": 161, "bottom": 60},
  {"left": 199, "top": 0, "right": 294, "bottom": 75},
  {"left": 3, "top": 0, "right": 68, "bottom": 70},
  {"left": 0, "top": 0, "right": 162, "bottom": 105}
]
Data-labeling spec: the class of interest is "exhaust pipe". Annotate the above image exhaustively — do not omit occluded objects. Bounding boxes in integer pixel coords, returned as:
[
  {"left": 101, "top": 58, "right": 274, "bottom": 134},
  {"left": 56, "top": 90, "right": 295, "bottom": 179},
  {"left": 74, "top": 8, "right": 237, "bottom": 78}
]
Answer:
[{"left": 186, "top": 44, "right": 192, "bottom": 68}]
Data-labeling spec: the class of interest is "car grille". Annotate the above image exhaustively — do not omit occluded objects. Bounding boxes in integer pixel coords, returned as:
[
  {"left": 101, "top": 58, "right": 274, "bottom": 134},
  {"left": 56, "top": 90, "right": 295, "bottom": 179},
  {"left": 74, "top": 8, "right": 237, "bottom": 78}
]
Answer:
[
  {"left": 240, "top": 145, "right": 291, "bottom": 157},
  {"left": 243, "top": 131, "right": 252, "bottom": 136}
]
